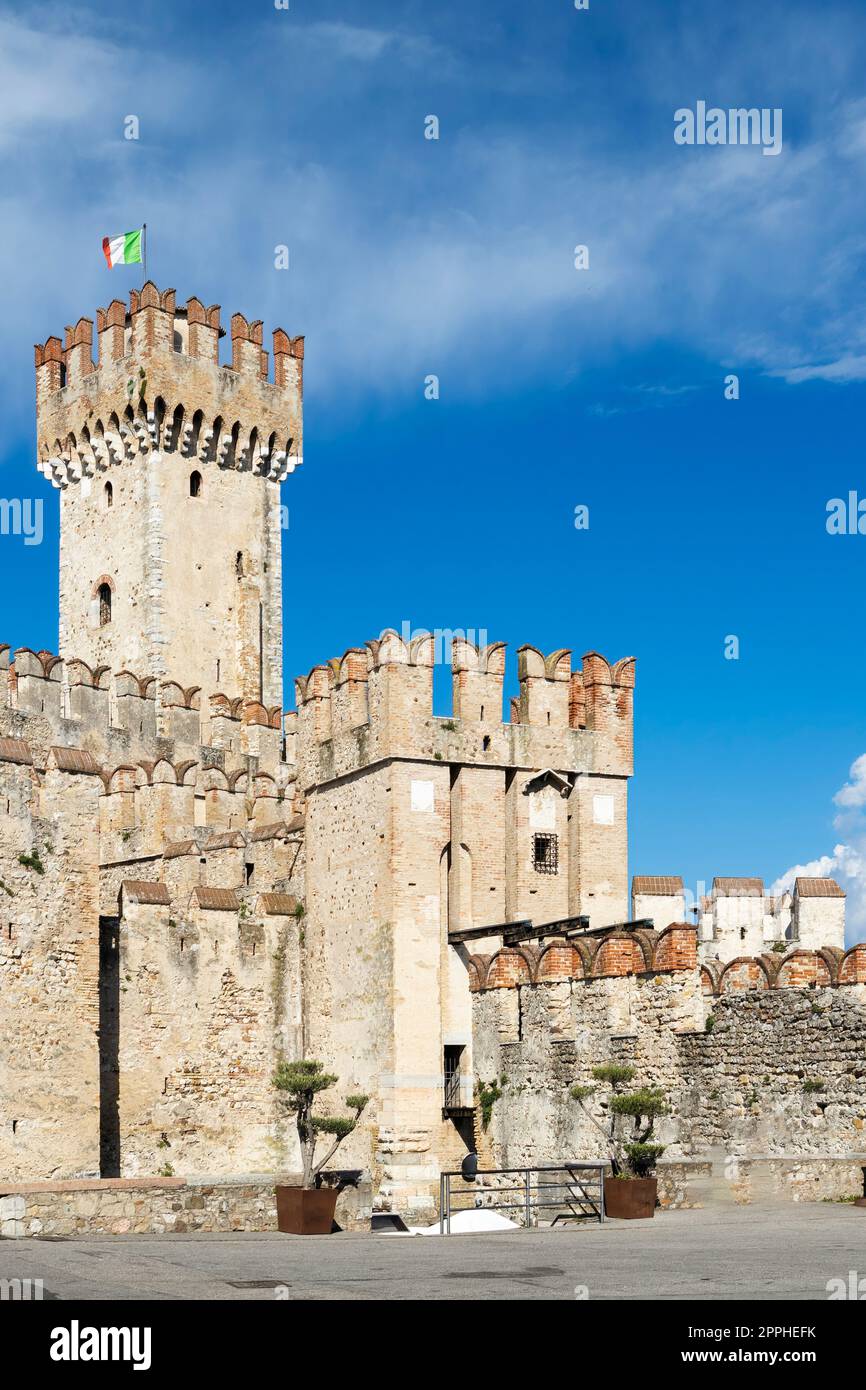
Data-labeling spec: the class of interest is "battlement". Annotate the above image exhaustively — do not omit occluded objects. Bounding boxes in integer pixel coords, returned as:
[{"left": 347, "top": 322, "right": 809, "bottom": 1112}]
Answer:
[
  {"left": 0, "top": 644, "right": 291, "bottom": 778},
  {"left": 466, "top": 924, "right": 866, "bottom": 995},
  {"left": 294, "top": 630, "right": 635, "bottom": 789},
  {"left": 34, "top": 282, "right": 303, "bottom": 487}
]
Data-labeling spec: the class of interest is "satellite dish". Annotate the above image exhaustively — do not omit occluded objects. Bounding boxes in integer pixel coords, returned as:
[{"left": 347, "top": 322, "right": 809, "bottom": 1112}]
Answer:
[{"left": 461, "top": 1151, "right": 478, "bottom": 1182}]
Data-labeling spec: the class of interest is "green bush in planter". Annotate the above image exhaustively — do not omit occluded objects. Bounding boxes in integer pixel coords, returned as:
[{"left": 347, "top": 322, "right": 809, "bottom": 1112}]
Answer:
[
  {"left": 570, "top": 1065, "right": 668, "bottom": 1180},
  {"left": 273, "top": 1059, "right": 368, "bottom": 1190}
]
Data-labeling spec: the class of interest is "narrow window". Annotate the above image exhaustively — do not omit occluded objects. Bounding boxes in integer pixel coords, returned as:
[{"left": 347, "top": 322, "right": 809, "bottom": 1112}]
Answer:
[
  {"left": 235, "top": 550, "right": 244, "bottom": 578},
  {"left": 189, "top": 470, "right": 202, "bottom": 497},
  {"left": 245, "top": 862, "right": 254, "bottom": 885},
  {"left": 104, "top": 481, "right": 113, "bottom": 509},
  {"left": 533, "top": 832, "right": 558, "bottom": 875},
  {"left": 443, "top": 1046, "right": 463, "bottom": 1111},
  {"left": 173, "top": 330, "right": 183, "bottom": 353},
  {"left": 98, "top": 583, "right": 112, "bottom": 627},
  {"left": 59, "top": 363, "right": 67, "bottom": 388}
]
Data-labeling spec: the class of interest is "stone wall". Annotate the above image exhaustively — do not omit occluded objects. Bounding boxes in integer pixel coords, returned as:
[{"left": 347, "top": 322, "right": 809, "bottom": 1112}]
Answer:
[
  {"left": 0, "top": 1173, "right": 372, "bottom": 1239},
  {"left": 471, "top": 928, "right": 866, "bottom": 1177}
]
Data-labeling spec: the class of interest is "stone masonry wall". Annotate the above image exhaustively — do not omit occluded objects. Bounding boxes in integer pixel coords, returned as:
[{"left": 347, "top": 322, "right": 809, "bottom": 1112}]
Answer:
[{"left": 471, "top": 929, "right": 866, "bottom": 1179}]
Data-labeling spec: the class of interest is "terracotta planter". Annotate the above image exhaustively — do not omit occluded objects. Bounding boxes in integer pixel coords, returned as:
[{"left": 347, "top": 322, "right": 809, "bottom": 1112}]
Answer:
[
  {"left": 275, "top": 1185, "right": 339, "bottom": 1235},
  {"left": 604, "top": 1176, "right": 658, "bottom": 1219}
]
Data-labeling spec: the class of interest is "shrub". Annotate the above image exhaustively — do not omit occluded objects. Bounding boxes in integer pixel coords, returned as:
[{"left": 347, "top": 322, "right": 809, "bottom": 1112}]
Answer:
[
  {"left": 570, "top": 1067, "right": 668, "bottom": 1179},
  {"left": 273, "top": 1059, "right": 368, "bottom": 1189}
]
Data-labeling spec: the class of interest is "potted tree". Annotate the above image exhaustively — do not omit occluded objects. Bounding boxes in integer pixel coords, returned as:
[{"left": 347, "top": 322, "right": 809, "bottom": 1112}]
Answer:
[
  {"left": 273, "top": 1059, "right": 369, "bottom": 1234},
  {"left": 570, "top": 1064, "right": 668, "bottom": 1219}
]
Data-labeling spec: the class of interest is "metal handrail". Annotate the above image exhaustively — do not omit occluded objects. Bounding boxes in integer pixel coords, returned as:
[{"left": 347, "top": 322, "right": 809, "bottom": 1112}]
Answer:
[{"left": 438, "top": 1162, "right": 606, "bottom": 1233}]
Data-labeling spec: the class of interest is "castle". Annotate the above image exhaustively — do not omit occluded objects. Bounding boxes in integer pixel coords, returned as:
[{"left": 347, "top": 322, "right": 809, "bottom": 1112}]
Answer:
[{"left": 0, "top": 284, "right": 863, "bottom": 1229}]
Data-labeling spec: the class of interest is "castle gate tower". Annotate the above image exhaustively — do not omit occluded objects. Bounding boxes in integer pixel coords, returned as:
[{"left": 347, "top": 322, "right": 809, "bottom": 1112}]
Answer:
[{"left": 34, "top": 284, "right": 303, "bottom": 705}]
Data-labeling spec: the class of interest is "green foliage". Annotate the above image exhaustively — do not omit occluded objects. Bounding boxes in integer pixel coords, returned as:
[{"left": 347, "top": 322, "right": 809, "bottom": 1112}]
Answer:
[
  {"left": 292, "top": 902, "right": 305, "bottom": 920},
  {"left": 592, "top": 1063, "right": 634, "bottom": 1085},
  {"left": 570, "top": 1063, "right": 668, "bottom": 1179},
  {"left": 771, "top": 941, "right": 787, "bottom": 953},
  {"left": 478, "top": 1077, "right": 503, "bottom": 1131},
  {"left": 273, "top": 1060, "right": 337, "bottom": 1106},
  {"left": 803, "top": 1078, "right": 825, "bottom": 1093},
  {"left": 609, "top": 1088, "right": 668, "bottom": 1120},
  {"left": 313, "top": 1116, "right": 356, "bottom": 1139},
  {"left": 623, "top": 1143, "right": 666, "bottom": 1178},
  {"left": 18, "top": 852, "right": 44, "bottom": 875},
  {"left": 705, "top": 1014, "right": 715, "bottom": 1033},
  {"left": 158, "top": 1163, "right": 174, "bottom": 1177},
  {"left": 273, "top": 1059, "right": 368, "bottom": 1187},
  {"left": 441, "top": 720, "right": 457, "bottom": 731}
]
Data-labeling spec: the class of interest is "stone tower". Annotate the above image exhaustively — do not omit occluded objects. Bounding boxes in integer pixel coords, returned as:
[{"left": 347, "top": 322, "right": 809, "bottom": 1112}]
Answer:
[{"left": 34, "top": 283, "right": 303, "bottom": 705}]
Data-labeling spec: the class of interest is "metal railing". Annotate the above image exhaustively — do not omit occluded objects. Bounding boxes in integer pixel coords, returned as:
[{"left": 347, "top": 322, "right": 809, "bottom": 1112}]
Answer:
[{"left": 439, "top": 1162, "right": 605, "bottom": 1233}]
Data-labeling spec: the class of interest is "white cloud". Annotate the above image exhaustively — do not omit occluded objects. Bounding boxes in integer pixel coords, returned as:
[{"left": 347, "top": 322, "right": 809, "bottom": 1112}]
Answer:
[
  {"left": 772, "top": 757, "right": 866, "bottom": 943},
  {"left": 5, "top": 7, "right": 866, "bottom": 416},
  {"left": 834, "top": 754, "right": 866, "bottom": 811}
]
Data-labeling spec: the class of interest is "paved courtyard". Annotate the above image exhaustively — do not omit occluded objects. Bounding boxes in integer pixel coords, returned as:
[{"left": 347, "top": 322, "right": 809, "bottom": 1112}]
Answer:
[{"left": 0, "top": 1203, "right": 863, "bottom": 1300}]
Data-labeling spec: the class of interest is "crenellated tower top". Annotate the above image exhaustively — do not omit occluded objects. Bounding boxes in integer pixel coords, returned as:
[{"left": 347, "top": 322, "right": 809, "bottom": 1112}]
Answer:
[
  {"left": 33, "top": 283, "right": 302, "bottom": 708},
  {"left": 34, "top": 281, "right": 303, "bottom": 487}
]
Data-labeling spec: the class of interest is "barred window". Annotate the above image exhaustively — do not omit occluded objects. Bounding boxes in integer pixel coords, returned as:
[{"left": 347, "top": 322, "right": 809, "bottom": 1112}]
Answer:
[{"left": 533, "top": 832, "right": 558, "bottom": 874}]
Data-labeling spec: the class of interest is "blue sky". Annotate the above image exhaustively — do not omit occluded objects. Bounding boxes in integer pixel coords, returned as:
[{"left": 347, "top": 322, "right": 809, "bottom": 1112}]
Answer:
[{"left": 2, "top": 0, "right": 866, "bottom": 933}]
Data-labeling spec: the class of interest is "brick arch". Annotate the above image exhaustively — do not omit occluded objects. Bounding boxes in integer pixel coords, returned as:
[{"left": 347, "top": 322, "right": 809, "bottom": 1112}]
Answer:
[
  {"left": 241, "top": 701, "right": 271, "bottom": 726},
  {"left": 838, "top": 943, "right": 866, "bottom": 984},
  {"left": 105, "top": 764, "right": 139, "bottom": 794},
  {"left": 536, "top": 938, "right": 584, "bottom": 982},
  {"left": 775, "top": 950, "right": 834, "bottom": 990},
  {"left": 466, "top": 956, "right": 486, "bottom": 992},
  {"left": 160, "top": 681, "right": 187, "bottom": 708},
  {"left": 700, "top": 962, "right": 720, "bottom": 996},
  {"left": 718, "top": 956, "right": 772, "bottom": 993},
  {"left": 484, "top": 948, "right": 533, "bottom": 989},
  {"left": 149, "top": 758, "right": 181, "bottom": 786},
  {"left": 652, "top": 924, "right": 698, "bottom": 972},
  {"left": 592, "top": 931, "right": 648, "bottom": 978}
]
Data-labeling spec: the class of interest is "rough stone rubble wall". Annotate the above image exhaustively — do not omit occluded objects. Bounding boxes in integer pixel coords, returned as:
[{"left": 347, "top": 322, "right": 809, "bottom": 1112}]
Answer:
[
  {"left": 471, "top": 930, "right": 866, "bottom": 1172},
  {"left": 0, "top": 680, "right": 304, "bottom": 1183}
]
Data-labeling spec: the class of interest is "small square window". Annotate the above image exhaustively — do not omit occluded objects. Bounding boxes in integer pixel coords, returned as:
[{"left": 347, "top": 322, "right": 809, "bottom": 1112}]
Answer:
[{"left": 533, "top": 832, "right": 558, "bottom": 874}]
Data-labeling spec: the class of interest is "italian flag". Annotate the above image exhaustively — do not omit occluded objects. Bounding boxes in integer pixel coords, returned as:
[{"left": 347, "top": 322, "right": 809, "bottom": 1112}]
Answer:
[{"left": 102, "top": 229, "right": 143, "bottom": 268}]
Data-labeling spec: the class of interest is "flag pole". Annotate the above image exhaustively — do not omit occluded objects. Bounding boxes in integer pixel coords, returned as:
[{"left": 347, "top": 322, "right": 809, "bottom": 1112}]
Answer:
[{"left": 142, "top": 223, "right": 147, "bottom": 285}]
